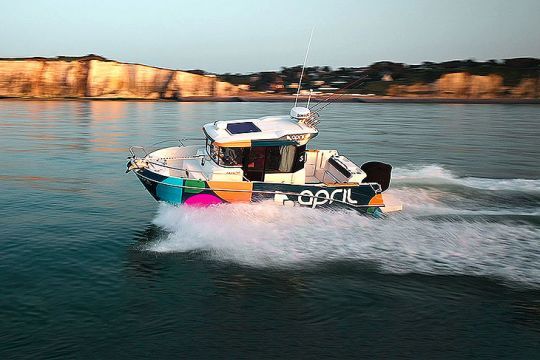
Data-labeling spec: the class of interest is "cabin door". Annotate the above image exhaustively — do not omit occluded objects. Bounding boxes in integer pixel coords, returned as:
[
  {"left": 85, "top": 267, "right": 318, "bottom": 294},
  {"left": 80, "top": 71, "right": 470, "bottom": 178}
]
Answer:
[{"left": 243, "top": 146, "right": 266, "bottom": 181}]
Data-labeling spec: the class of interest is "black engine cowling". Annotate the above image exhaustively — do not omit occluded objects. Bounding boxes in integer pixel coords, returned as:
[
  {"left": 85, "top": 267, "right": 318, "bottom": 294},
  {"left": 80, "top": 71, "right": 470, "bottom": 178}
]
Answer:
[{"left": 360, "top": 162, "right": 392, "bottom": 192}]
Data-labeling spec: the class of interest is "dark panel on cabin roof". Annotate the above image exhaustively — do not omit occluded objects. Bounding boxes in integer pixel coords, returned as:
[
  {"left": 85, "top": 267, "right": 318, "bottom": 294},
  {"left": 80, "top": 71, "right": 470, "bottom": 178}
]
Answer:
[{"left": 226, "top": 122, "right": 261, "bottom": 135}]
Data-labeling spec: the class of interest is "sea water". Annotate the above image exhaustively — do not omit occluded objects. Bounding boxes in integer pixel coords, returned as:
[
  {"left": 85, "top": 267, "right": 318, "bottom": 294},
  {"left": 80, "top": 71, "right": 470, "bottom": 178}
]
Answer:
[{"left": 0, "top": 101, "right": 538, "bottom": 358}]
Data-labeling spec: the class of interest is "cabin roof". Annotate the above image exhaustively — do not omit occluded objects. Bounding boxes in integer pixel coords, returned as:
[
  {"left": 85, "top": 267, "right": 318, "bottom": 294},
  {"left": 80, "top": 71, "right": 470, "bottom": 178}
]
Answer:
[{"left": 203, "top": 115, "right": 318, "bottom": 147}]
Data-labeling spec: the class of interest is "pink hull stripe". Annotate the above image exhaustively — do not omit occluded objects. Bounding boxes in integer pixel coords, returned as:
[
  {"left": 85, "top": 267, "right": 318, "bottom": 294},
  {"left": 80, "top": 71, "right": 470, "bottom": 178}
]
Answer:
[{"left": 184, "top": 193, "right": 223, "bottom": 207}]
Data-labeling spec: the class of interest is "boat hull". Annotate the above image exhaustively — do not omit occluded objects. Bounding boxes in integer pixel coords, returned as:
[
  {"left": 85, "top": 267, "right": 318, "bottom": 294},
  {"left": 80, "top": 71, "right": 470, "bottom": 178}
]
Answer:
[{"left": 134, "top": 168, "right": 386, "bottom": 214}]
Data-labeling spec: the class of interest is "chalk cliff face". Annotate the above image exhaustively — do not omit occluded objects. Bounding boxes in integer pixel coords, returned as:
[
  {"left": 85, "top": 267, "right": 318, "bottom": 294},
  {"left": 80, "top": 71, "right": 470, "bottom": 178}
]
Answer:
[
  {"left": 0, "top": 57, "right": 243, "bottom": 99},
  {"left": 2, "top": 57, "right": 538, "bottom": 100},
  {"left": 509, "top": 78, "right": 540, "bottom": 98},
  {"left": 387, "top": 72, "right": 540, "bottom": 98}
]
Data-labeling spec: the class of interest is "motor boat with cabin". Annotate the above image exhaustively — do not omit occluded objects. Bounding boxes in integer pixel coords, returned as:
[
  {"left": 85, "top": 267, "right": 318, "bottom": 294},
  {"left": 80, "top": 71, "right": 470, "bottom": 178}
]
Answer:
[{"left": 126, "top": 106, "right": 402, "bottom": 215}]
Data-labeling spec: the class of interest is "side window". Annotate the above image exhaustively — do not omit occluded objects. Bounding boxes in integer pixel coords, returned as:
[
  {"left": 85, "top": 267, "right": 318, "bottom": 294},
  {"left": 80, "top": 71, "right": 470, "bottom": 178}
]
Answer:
[
  {"left": 265, "top": 145, "right": 299, "bottom": 173},
  {"left": 220, "top": 147, "right": 245, "bottom": 167},
  {"left": 246, "top": 146, "right": 266, "bottom": 170},
  {"left": 206, "top": 138, "right": 212, "bottom": 157},
  {"left": 206, "top": 141, "right": 246, "bottom": 167},
  {"left": 264, "top": 146, "right": 281, "bottom": 172},
  {"left": 207, "top": 140, "right": 220, "bottom": 163}
]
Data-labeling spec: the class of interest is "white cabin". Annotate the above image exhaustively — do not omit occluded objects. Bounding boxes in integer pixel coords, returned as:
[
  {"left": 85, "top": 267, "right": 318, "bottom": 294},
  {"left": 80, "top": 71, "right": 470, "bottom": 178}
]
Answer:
[{"left": 145, "top": 107, "right": 367, "bottom": 186}]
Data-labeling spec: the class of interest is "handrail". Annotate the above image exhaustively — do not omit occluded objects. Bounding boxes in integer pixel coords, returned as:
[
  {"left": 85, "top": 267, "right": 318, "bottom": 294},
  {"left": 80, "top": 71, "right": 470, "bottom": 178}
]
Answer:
[
  {"left": 145, "top": 160, "right": 210, "bottom": 181},
  {"left": 141, "top": 157, "right": 250, "bottom": 183},
  {"left": 150, "top": 138, "right": 206, "bottom": 148},
  {"left": 147, "top": 154, "right": 206, "bottom": 161},
  {"left": 128, "top": 138, "right": 205, "bottom": 158},
  {"left": 129, "top": 146, "right": 148, "bottom": 158},
  {"left": 146, "top": 160, "right": 205, "bottom": 173},
  {"left": 178, "top": 137, "right": 206, "bottom": 147}
]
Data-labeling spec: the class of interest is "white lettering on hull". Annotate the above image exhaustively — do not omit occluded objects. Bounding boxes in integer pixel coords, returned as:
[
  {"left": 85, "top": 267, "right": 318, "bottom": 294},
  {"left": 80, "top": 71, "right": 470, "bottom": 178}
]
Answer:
[{"left": 297, "top": 188, "right": 358, "bottom": 208}]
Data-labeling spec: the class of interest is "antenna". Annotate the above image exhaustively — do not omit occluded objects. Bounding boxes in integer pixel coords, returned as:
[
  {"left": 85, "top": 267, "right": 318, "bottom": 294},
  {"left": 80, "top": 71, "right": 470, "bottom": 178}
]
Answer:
[{"left": 294, "top": 27, "right": 314, "bottom": 107}]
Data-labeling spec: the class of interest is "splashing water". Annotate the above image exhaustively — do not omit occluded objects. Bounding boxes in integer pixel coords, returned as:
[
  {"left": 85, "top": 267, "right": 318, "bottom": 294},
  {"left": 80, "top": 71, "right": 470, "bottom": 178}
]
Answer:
[
  {"left": 146, "top": 165, "right": 540, "bottom": 287},
  {"left": 393, "top": 164, "right": 540, "bottom": 192}
]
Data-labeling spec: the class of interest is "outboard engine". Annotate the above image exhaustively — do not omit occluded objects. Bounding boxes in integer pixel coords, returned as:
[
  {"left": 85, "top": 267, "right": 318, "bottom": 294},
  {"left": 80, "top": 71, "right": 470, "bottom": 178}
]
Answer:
[{"left": 360, "top": 161, "right": 392, "bottom": 192}]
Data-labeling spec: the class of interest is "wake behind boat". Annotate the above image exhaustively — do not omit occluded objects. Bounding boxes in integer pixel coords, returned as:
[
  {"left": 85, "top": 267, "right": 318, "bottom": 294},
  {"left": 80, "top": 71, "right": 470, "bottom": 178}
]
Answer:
[{"left": 126, "top": 106, "right": 402, "bottom": 215}]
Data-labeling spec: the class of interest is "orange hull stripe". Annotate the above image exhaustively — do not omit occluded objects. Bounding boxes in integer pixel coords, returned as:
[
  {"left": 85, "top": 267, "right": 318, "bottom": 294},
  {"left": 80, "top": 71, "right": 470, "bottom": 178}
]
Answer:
[
  {"left": 207, "top": 181, "right": 253, "bottom": 203},
  {"left": 368, "top": 193, "right": 384, "bottom": 206}
]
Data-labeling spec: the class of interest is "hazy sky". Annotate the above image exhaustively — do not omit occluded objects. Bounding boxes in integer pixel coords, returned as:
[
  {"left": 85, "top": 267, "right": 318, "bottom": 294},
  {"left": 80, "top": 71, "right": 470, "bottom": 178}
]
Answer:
[{"left": 1, "top": 0, "right": 539, "bottom": 73}]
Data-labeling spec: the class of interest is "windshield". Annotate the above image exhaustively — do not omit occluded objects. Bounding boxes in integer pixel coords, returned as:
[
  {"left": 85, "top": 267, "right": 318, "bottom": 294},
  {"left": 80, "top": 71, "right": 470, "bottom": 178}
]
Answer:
[
  {"left": 206, "top": 139, "right": 246, "bottom": 167},
  {"left": 205, "top": 138, "right": 305, "bottom": 171}
]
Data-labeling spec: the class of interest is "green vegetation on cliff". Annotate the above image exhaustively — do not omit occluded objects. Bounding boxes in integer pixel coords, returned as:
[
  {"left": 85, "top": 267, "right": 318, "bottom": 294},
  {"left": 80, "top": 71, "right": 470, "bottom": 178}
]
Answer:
[{"left": 218, "top": 58, "right": 540, "bottom": 96}]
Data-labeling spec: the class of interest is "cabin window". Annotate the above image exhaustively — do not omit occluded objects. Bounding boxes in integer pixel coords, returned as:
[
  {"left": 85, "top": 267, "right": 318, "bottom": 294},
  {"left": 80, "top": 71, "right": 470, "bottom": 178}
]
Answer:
[
  {"left": 265, "top": 145, "right": 296, "bottom": 173},
  {"left": 264, "top": 144, "right": 306, "bottom": 173},
  {"left": 219, "top": 147, "right": 246, "bottom": 167},
  {"left": 206, "top": 138, "right": 306, "bottom": 173},
  {"left": 206, "top": 139, "right": 246, "bottom": 167}
]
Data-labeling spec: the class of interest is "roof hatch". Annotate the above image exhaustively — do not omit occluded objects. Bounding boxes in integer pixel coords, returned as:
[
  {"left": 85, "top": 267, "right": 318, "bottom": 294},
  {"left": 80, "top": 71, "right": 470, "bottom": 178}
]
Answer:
[{"left": 226, "top": 122, "right": 261, "bottom": 135}]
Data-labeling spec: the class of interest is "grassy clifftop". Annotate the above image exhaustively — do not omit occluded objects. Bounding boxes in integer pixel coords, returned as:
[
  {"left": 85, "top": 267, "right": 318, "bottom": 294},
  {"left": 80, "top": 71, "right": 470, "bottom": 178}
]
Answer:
[{"left": 218, "top": 58, "right": 540, "bottom": 98}]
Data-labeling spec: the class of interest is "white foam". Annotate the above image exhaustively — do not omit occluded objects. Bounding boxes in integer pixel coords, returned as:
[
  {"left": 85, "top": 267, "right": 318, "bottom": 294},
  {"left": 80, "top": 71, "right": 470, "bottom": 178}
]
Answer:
[
  {"left": 393, "top": 164, "right": 540, "bottom": 192},
  {"left": 385, "top": 186, "right": 539, "bottom": 216},
  {"left": 147, "top": 201, "right": 540, "bottom": 287}
]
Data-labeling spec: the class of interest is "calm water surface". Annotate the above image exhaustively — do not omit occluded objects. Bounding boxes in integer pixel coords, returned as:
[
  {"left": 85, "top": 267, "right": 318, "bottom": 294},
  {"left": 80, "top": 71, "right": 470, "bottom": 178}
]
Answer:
[{"left": 1, "top": 101, "right": 539, "bottom": 358}]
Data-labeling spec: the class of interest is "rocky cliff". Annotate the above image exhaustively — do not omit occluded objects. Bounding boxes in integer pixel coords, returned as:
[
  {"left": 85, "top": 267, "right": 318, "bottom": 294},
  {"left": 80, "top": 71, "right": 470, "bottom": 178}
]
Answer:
[
  {"left": 0, "top": 56, "right": 243, "bottom": 99},
  {"left": 2, "top": 56, "right": 539, "bottom": 101},
  {"left": 386, "top": 72, "right": 540, "bottom": 98}
]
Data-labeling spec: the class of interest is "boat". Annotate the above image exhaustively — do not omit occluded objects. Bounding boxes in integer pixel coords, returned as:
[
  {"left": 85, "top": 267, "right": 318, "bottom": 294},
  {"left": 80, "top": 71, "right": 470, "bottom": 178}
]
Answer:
[{"left": 126, "top": 106, "right": 402, "bottom": 215}]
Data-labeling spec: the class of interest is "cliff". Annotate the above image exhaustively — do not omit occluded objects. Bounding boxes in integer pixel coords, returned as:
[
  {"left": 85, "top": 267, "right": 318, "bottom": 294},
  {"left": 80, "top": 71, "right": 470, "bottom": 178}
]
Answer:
[
  {"left": 220, "top": 58, "right": 540, "bottom": 99},
  {"left": 0, "top": 55, "right": 243, "bottom": 99},
  {"left": 2, "top": 55, "right": 539, "bottom": 101},
  {"left": 386, "top": 72, "right": 540, "bottom": 98}
]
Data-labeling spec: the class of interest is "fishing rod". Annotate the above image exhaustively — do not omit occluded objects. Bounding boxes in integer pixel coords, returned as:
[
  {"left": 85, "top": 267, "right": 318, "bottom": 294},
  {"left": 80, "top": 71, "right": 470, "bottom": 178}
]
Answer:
[
  {"left": 308, "top": 74, "right": 368, "bottom": 113},
  {"left": 297, "top": 75, "right": 368, "bottom": 129}
]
